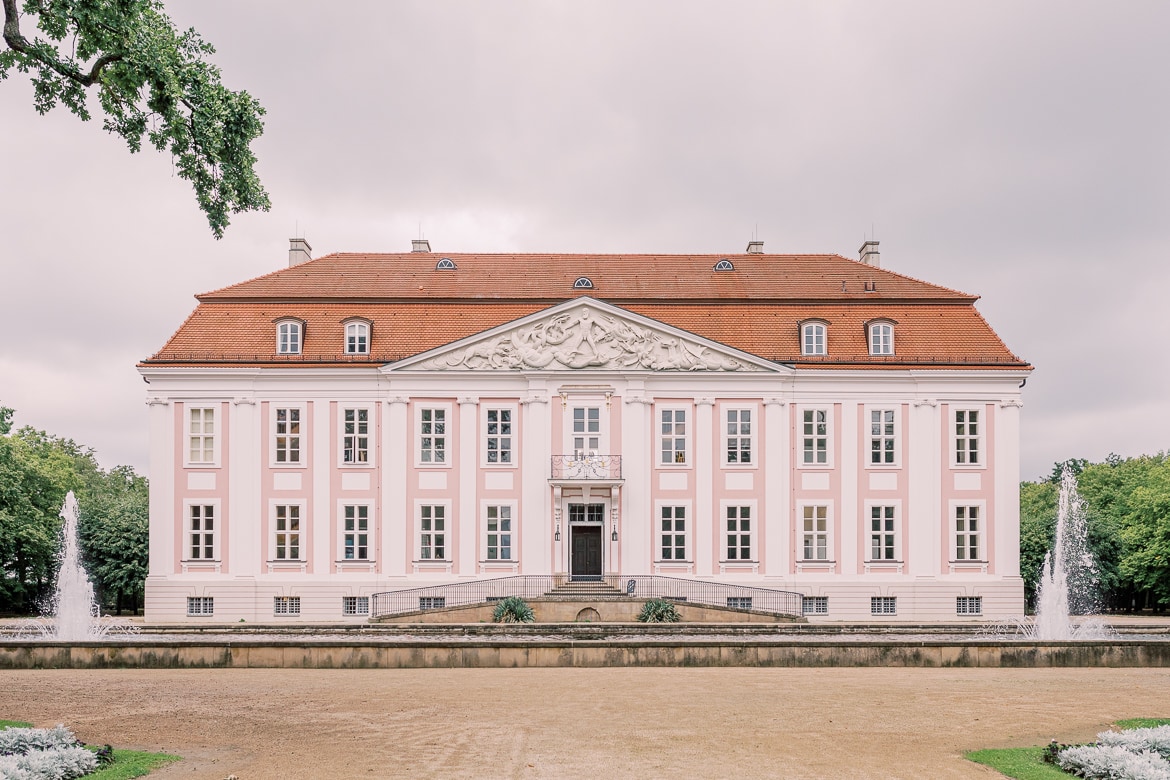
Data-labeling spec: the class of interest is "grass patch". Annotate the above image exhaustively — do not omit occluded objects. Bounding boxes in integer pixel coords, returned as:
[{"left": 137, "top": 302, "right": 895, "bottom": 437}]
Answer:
[
  {"left": 966, "top": 718, "right": 1170, "bottom": 778},
  {"left": 1, "top": 721, "right": 180, "bottom": 779}
]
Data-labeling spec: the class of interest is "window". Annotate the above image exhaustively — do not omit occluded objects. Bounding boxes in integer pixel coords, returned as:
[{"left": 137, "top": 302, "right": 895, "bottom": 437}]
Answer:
[
  {"left": 726, "top": 596, "right": 752, "bottom": 610},
  {"left": 869, "top": 505, "right": 897, "bottom": 561},
  {"left": 569, "top": 504, "right": 605, "bottom": 523},
  {"left": 713, "top": 259, "right": 734, "bottom": 271},
  {"left": 871, "top": 596, "right": 897, "bottom": 615},
  {"left": 274, "top": 596, "right": 301, "bottom": 615},
  {"left": 801, "top": 409, "right": 829, "bottom": 465},
  {"left": 419, "top": 596, "right": 446, "bottom": 610},
  {"left": 342, "top": 505, "right": 369, "bottom": 561},
  {"left": 801, "top": 322, "right": 826, "bottom": 356},
  {"left": 435, "top": 257, "right": 456, "bottom": 270},
  {"left": 802, "top": 596, "right": 828, "bottom": 615},
  {"left": 274, "top": 505, "right": 302, "bottom": 560},
  {"left": 660, "top": 506, "right": 686, "bottom": 560},
  {"left": 485, "top": 408, "right": 513, "bottom": 464},
  {"left": 188, "top": 504, "right": 216, "bottom": 560},
  {"left": 869, "top": 322, "right": 894, "bottom": 355},
  {"left": 956, "top": 596, "right": 982, "bottom": 615},
  {"left": 869, "top": 409, "right": 896, "bottom": 465},
  {"left": 343, "top": 596, "right": 370, "bottom": 616},
  {"left": 485, "top": 505, "right": 512, "bottom": 560},
  {"left": 955, "top": 409, "right": 981, "bottom": 465},
  {"left": 274, "top": 407, "right": 302, "bottom": 464},
  {"left": 277, "top": 320, "right": 302, "bottom": 354},
  {"left": 725, "top": 408, "right": 752, "bottom": 465},
  {"left": 420, "top": 505, "right": 446, "bottom": 560},
  {"left": 345, "top": 321, "right": 369, "bottom": 354},
  {"left": 573, "top": 277, "right": 593, "bottom": 289},
  {"left": 801, "top": 505, "right": 829, "bottom": 561},
  {"left": 188, "top": 407, "right": 215, "bottom": 464},
  {"left": 725, "top": 506, "right": 751, "bottom": 560},
  {"left": 660, "top": 408, "right": 687, "bottom": 464},
  {"left": 955, "top": 506, "right": 981, "bottom": 560},
  {"left": 419, "top": 408, "right": 446, "bottom": 464},
  {"left": 187, "top": 596, "right": 214, "bottom": 616},
  {"left": 342, "top": 408, "right": 369, "bottom": 464},
  {"left": 572, "top": 406, "right": 601, "bottom": 455}
]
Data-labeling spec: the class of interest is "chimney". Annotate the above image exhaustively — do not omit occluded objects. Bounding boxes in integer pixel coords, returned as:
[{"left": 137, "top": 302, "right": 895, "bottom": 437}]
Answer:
[
  {"left": 859, "top": 240, "right": 880, "bottom": 267},
  {"left": 746, "top": 240, "right": 764, "bottom": 254},
  {"left": 411, "top": 238, "right": 431, "bottom": 253},
  {"left": 289, "top": 237, "right": 313, "bottom": 267}
]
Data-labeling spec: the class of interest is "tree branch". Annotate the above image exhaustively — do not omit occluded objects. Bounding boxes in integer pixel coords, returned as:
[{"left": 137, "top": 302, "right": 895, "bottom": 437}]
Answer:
[{"left": 3, "top": 0, "right": 121, "bottom": 86}]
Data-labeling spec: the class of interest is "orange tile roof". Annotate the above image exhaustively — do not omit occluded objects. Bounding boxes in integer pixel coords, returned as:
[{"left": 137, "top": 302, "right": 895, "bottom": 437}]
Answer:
[{"left": 145, "top": 253, "right": 1029, "bottom": 369}]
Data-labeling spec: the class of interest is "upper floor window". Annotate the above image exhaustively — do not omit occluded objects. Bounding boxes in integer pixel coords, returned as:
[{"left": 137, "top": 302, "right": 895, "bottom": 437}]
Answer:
[
  {"left": 801, "top": 408, "right": 830, "bottom": 466},
  {"left": 277, "top": 320, "right": 302, "bottom": 355},
  {"left": 725, "top": 408, "right": 752, "bottom": 465},
  {"left": 188, "top": 407, "right": 216, "bottom": 464},
  {"left": 345, "top": 321, "right": 369, "bottom": 354},
  {"left": 869, "top": 322, "right": 894, "bottom": 355},
  {"left": 660, "top": 408, "right": 688, "bottom": 465},
  {"left": 274, "top": 407, "right": 302, "bottom": 464},
  {"left": 342, "top": 408, "right": 369, "bottom": 465},
  {"left": 954, "top": 409, "right": 981, "bottom": 465},
  {"left": 572, "top": 406, "right": 601, "bottom": 456},
  {"left": 869, "top": 408, "right": 896, "bottom": 465},
  {"left": 801, "top": 322, "right": 827, "bottom": 356},
  {"left": 419, "top": 408, "right": 447, "bottom": 464},
  {"left": 485, "top": 408, "right": 513, "bottom": 465}
]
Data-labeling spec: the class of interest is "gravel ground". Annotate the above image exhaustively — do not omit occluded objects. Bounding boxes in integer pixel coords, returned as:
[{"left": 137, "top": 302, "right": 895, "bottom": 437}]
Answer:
[{"left": 4, "top": 667, "right": 1169, "bottom": 779}]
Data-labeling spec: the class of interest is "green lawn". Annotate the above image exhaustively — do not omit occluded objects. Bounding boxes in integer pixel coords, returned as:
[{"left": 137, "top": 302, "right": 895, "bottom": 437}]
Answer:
[
  {"left": 0, "top": 721, "right": 180, "bottom": 779},
  {"left": 966, "top": 718, "right": 1170, "bottom": 779}
]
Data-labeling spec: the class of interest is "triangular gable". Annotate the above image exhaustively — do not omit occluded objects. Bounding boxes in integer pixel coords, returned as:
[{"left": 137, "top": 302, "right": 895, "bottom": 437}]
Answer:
[{"left": 386, "top": 298, "right": 784, "bottom": 373}]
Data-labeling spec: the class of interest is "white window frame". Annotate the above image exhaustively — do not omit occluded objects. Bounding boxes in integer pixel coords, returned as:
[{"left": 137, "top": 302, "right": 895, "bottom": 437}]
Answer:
[
  {"left": 271, "top": 501, "right": 306, "bottom": 562},
  {"left": 339, "top": 502, "right": 373, "bottom": 562},
  {"left": 339, "top": 405, "right": 373, "bottom": 467},
  {"left": 868, "top": 321, "right": 894, "bottom": 355},
  {"left": 802, "top": 596, "right": 828, "bottom": 615},
  {"left": 801, "top": 321, "right": 827, "bottom": 356},
  {"left": 871, "top": 596, "right": 897, "bottom": 616},
  {"left": 483, "top": 502, "right": 515, "bottom": 562},
  {"left": 953, "top": 407, "right": 984, "bottom": 467},
  {"left": 798, "top": 503, "right": 831, "bottom": 562},
  {"left": 344, "top": 320, "right": 370, "bottom": 355},
  {"left": 273, "top": 595, "right": 301, "bottom": 615},
  {"left": 568, "top": 403, "right": 606, "bottom": 457},
  {"left": 416, "top": 404, "right": 452, "bottom": 467},
  {"left": 417, "top": 501, "right": 451, "bottom": 561},
  {"left": 721, "top": 501, "right": 756, "bottom": 562},
  {"left": 658, "top": 405, "right": 690, "bottom": 466},
  {"left": 183, "top": 500, "right": 220, "bottom": 561},
  {"left": 798, "top": 406, "right": 832, "bottom": 468},
  {"left": 866, "top": 406, "right": 899, "bottom": 468},
  {"left": 866, "top": 503, "right": 899, "bottom": 562},
  {"left": 723, "top": 405, "right": 756, "bottom": 467},
  {"left": 956, "top": 596, "right": 983, "bottom": 616},
  {"left": 656, "top": 503, "right": 690, "bottom": 562},
  {"left": 186, "top": 596, "right": 214, "bottom": 616},
  {"left": 271, "top": 404, "right": 306, "bottom": 467},
  {"left": 342, "top": 596, "right": 370, "bottom": 616},
  {"left": 483, "top": 404, "right": 517, "bottom": 467},
  {"left": 185, "top": 405, "right": 219, "bottom": 467},
  {"left": 276, "top": 319, "right": 302, "bottom": 355},
  {"left": 952, "top": 502, "right": 985, "bottom": 562}
]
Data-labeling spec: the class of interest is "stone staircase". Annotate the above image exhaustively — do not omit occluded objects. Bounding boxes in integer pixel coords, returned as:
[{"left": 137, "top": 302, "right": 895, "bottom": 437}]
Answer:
[{"left": 543, "top": 580, "right": 627, "bottom": 599}]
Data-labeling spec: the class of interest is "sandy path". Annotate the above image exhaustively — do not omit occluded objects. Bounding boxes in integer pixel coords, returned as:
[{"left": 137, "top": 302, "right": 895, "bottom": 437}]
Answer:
[{"left": 3, "top": 668, "right": 1168, "bottom": 779}]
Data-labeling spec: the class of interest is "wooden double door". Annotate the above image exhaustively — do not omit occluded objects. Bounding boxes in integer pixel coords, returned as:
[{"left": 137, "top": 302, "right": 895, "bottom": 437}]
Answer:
[{"left": 569, "top": 503, "right": 604, "bottom": 580}]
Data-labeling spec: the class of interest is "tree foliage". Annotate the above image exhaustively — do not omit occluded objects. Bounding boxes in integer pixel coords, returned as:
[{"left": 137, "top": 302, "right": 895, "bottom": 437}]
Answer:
[{"left": 1, "top": 0, "right": 269, "bottom": 237}]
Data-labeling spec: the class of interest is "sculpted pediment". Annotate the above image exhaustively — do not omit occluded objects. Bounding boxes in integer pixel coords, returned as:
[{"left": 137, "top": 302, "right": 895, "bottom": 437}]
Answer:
[{"left": 391, "top": 299, "right": 778, "bottom": 373}]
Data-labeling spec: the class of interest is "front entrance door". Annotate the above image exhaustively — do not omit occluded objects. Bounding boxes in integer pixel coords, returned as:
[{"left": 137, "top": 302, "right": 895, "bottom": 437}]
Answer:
[{"left": 571, "top": 525, "right": 603, "bottom": 580}]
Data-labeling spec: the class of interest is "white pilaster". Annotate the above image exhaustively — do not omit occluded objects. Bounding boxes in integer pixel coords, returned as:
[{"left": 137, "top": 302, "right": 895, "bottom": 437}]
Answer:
[
  {"left": 695, "top": 398, "right": 714, "bottom": 577},
  {"left": 839, "top": 401, "right": 858, "bottom": 574},
  {"left": 146, "top": 397, "right": 174, "bottom": 577},
  {"left": 230, "top": 397, "right": 260, "bottom": 575},
  {"left": 764, "top": 398, "right": 787, "bottom": 577},
  {"left": 908, "top": 398, "right": 940, "bottom": 576},
  {"left": 521, "top": 392, "right": 551, "bottom": 574},
  {"left": 458, "top": 397, "right": 478, "bottom": 576},
  {"left": 622, "top": 395, "right": 652, "bottom": 575},
  {"left": 312, "top": 400, "right": 331, "bottom": 576},
  {"left": 385, "top": 397, "right": 409, "bottom": 577},
  {"left": 996, "top": 399, "right": 1023, "bottom": 575}
]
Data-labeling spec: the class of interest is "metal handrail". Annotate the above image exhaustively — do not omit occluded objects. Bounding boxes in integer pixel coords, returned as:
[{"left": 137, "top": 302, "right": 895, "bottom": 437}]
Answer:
[{"left": 370, "top": 574, "right": 803, "bottom": 619}]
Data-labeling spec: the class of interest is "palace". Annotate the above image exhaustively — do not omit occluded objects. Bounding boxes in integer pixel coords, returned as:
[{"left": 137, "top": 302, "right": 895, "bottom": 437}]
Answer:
[{"left": 140, "top": 238, "right": 1031, "bottom": 622}]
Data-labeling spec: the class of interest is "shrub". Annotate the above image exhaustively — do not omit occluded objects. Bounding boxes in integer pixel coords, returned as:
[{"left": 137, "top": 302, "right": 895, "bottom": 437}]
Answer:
[
  {"left": 492, "top": 596, "right": 534, "bottom": 623},
  {"left": 637, "top": 598, "right": 681, "bottom": 623},
  {"left": 1056, "top": 744, "right": 1170, "bottom": 780}
]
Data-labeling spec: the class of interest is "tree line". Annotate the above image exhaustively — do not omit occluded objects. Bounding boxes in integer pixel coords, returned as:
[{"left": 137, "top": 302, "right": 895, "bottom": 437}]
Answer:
[
  {"left": 1021, "top": 454, "right": 1170, "bottom": 612},
  {"left": 0, "top": 408, "right": 147, "bottom": 615}
]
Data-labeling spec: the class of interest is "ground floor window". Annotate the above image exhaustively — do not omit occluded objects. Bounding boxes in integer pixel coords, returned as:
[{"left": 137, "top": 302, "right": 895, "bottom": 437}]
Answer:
[
  {"left": 660, "top": 506, "right": 686, "bottom": 560},
  {"left": 419, "top": 596, "right": 446, "bottom": 610},
  {"left": 871, "top": 596, "right": 897, "bottom": 615},
  {"left": 420, "top": 505, "right": 446, "bottom": 560},
  {"left": 802, "top": 596, "right": 828, "bottom": 615},
  {"left": 274, "top": 596, "right": 301, "bottom": 615},
  {"left": 726, "top": 596, "right": 753, "bottom": 610},
  {"left": 725, "top": 506, "right": 751, "bottom": 560},
  {"left": 343, "top": 596, "right": 370, "bottom": 616},
  {"left": 956, "top": 596, "right": 982, "bottom": 615},
  {"left": 486, "top": 505, "right": 512, "bottom": 560},
  {"left": 187, "top": 596, "right": 214, "bottom": 616}
]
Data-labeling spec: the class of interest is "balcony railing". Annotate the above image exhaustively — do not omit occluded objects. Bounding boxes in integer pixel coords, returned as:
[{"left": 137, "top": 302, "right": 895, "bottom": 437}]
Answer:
[{"left": 550, "top": 454, "right": 622, "bottom": 480}]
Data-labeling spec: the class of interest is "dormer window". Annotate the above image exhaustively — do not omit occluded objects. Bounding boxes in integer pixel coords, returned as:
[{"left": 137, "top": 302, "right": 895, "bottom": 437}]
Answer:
[
  {"left": 573, "top": 277, "right": 594, "bottom": 289},
  {"left": 436, "top": 258, "right": 456, "bottom": 270},
  {"left": 868, "top": 321, "right": 894, "bottom": 355},
  {"left": 344, "top": 320, "right": 370, "bottom": 355},
  {"left": 713, "top": 259, "right": 734, "bottom": 271},
  {"left": 801, "top": 321, "right": 827, "bottom": 356},
  {"left": 276, "top": 320, "right": 303, "bottom": 355}
]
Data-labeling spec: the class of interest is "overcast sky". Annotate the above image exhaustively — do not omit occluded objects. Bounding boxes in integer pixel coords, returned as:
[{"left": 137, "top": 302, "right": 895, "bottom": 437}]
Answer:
[{"left": 2, "top": 1, "right": 1167, "bottom": 482}]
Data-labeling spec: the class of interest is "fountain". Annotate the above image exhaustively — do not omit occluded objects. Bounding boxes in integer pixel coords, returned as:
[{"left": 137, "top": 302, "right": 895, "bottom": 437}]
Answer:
[{"left": 51, "top": 491, "right": 100, "bottom": 641}]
